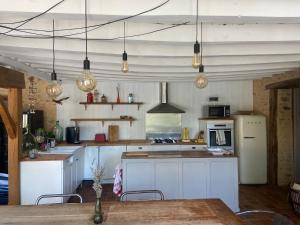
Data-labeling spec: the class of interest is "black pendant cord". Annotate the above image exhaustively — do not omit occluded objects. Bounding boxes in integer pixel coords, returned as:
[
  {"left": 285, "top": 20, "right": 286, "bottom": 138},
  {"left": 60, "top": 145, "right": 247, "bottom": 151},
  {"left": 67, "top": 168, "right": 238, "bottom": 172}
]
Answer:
[
  {"left": 52, "top": 20, "right": 55, "bottom": 73},
  {"left": 123, "top": 22, "right": 126, "bottom": 52},
  {"left": 85, "top": 0, "right": 88, "bottom": 59},
  {"left": 195, "top": 0, "right": 199, "bottom": 41},
  {"left": 200, "top": 22, "right": 203, "bottom": 62}
]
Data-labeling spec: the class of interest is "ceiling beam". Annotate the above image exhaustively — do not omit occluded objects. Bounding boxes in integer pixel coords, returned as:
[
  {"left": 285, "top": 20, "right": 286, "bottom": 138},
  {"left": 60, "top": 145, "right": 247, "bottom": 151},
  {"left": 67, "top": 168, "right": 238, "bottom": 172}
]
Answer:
[{"left": 0, "top": 66, "right": 25, "bottom": 89}]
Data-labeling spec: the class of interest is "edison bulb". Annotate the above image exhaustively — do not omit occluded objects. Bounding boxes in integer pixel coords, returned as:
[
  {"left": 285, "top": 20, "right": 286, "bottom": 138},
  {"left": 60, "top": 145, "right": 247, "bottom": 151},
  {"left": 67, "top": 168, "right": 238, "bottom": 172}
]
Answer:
[
  {"left": 76, "top": 69, "right": 97, "bottom": 92},
  {"left": 122, "top": 60, "right": 129, "bottom": 73},
  {"left": 194, "top": 74, "right": 208, "bottom": 89},
  {"left": 46, "top": 80, "right": 63, "bottom": 99},
  {"left": 192, "top": 53, "right": 201, "bottom": 68}
]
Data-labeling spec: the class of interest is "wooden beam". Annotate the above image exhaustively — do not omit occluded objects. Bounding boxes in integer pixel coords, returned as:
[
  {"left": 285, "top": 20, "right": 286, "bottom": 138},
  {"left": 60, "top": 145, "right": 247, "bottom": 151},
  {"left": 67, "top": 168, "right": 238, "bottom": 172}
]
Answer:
[
  {"left": 0, "top": 96, "right": 16, "bottom": 138},
  {"left": 8, "top": 88, "right": 22, "bottom": 205},
  {"left": 268, "top": 89, "right": 278, "bottom": 185},
  {"left": 266, "top": 77, "right": 300, "bottom": 90},
  {"left": 0, "top": 67, "right": 25, "bottom": 89}
]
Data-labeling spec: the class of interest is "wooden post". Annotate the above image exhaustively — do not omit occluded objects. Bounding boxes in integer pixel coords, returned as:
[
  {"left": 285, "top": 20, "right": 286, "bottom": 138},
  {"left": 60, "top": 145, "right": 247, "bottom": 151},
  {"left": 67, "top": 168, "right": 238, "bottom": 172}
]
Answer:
[
  {"left": 8, "top": 88, "right": 22, "bottom": 205},
  {"left": 268, "top": 89, "right": 278, "bottom": 185}
]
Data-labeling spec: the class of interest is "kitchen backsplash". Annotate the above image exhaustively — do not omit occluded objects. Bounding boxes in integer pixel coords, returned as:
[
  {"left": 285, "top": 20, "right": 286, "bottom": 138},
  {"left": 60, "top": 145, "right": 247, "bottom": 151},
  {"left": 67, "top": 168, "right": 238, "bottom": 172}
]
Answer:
[{"left": 57, "top": 80, "right": 253, "bottom": 140}]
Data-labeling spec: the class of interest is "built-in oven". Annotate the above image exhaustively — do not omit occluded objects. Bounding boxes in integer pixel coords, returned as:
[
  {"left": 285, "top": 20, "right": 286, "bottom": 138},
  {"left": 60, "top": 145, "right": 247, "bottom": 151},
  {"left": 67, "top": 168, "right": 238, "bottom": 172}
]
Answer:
[{"left": 206, "top": 120, "right": 234, "bottom": 152}]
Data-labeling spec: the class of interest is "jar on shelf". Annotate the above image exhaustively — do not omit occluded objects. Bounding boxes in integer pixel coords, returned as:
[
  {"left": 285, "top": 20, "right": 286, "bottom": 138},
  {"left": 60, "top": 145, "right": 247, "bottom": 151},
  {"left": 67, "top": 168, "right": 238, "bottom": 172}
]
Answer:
[
  {"left": 128, "top": 93, "right": 134, "bottom": 103},
  {"left": 87, "top": 92, "right": 94, "bottom": 103},
  {"left": 94, "top": 89, "right": 100, "bottom": 102},
  {"left": 101, "top": 94, "right": 107, "bottom": 103},
  {"left": 53, "top": 121, "right": 63, "bottom": 143}
]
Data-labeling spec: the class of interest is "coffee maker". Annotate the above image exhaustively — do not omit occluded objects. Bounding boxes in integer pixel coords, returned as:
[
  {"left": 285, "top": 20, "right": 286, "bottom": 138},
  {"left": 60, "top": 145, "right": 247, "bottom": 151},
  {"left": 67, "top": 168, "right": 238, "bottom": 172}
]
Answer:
[{"left": 66, "top": 127, "right": 80, "bottom": 144}]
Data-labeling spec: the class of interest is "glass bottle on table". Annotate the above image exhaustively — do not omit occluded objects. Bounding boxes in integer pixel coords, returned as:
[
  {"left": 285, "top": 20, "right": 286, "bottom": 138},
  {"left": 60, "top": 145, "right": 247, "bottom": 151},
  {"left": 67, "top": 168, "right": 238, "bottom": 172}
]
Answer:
[
  {"left": 53, "top": 121, "right": 63, "bottom": 143},
  {"left": 22, "top": 126, "right": 37, "bottom": 158}
]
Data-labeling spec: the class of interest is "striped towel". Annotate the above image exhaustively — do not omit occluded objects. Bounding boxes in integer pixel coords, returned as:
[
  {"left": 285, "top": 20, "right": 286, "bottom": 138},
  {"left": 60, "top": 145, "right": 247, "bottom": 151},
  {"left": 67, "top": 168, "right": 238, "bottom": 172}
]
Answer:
[{"left": 113, "top": 164, "right": 122, "bottom": 197}]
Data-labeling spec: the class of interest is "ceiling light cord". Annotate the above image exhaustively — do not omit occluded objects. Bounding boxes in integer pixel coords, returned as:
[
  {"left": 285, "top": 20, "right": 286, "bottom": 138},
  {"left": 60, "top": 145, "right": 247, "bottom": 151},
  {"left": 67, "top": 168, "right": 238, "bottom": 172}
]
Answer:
[
  {"left": 85, "top": 0, "right": 88, "bottom": 59},
  {"left": 52, "top": 20, "right": 55, "bottom": 73},
  {"left": 123, "top": 22, "right": 126, "bottom": 51},
  {"left": 200, "top": 22, "right": 203, "bottom": 62},
  {"left": 195, "top": 0, "right": 199, "bottom": 41}
]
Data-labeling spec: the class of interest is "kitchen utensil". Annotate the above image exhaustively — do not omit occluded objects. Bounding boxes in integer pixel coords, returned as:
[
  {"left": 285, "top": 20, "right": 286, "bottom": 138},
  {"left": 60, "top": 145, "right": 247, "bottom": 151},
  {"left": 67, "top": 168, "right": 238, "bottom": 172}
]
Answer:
[{"left": 66, "top": 127, "right": 80, "bottom": 144}]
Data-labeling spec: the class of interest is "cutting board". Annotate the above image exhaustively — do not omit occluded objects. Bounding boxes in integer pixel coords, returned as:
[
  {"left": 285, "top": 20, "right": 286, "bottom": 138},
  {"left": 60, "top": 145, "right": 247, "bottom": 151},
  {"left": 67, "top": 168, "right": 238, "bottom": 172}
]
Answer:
[{"left": 108, "top": 125, "right": 119, "bottom": 142}]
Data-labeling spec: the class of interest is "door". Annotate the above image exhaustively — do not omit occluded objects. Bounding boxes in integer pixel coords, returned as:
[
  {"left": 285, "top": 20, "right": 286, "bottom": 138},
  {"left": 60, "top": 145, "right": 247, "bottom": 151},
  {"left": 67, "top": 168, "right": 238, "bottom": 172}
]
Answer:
[
  {"left": 155, "top": 160, "right": 180, "bottom": 199},
  {"left": 240, "top": 116, "right": 267, "bottom": 184},
  {"left": 182, "top": 159, "right": 208, "bottom": 199}
]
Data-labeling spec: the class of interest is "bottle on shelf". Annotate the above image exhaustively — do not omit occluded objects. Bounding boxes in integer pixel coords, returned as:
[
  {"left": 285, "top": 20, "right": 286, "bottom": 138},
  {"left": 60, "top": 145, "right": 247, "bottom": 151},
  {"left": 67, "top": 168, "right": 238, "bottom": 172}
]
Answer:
[
  {"left": 53, "top": 121, "right": 63, "bottom": 143},
  {"left": 128, "top": 93, "right": 134, "bottom": 103},
  {"left": 101, "top": 94, "right": 107, "bottom": 103},
  {"left": 87, "top": 92, "right": 94, "bottom": 103},
  {"left": 94, "top": 89, "right": 100, "bottom": 102}
]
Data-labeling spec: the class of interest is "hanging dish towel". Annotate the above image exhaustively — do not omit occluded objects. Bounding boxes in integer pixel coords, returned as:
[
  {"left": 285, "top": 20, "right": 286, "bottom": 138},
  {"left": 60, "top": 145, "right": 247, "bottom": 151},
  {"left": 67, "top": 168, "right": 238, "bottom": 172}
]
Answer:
[
  {"left": 216, "top": 130, "right": 226, "bottom": 145},
  {"left": 113, "top": 164, "right": 123, "bottom": 197}
]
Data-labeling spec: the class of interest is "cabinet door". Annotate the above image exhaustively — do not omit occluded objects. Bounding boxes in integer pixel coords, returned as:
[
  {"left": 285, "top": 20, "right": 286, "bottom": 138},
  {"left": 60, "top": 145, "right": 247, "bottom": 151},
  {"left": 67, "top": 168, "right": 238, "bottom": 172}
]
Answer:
[
  {"left": 99, "top": 146, "right": 125, "bottom": 183},
  {"left": 155, "top": 160, "right": 180, "bottom": 199},
  {"left": 63, "top": 158, "right": 73, "bottom": 202},
  {"left": 182, "top": 159, "right": 208, "bottom": 199},
  {"left": 123, "top": 160, "right": 155, "bottom": 200},
  {"left": 84, "top": 147, "right": 99, "bottom": 180},
  {"left": 208, "top": 159, "right": 239, "bottom": 212}
]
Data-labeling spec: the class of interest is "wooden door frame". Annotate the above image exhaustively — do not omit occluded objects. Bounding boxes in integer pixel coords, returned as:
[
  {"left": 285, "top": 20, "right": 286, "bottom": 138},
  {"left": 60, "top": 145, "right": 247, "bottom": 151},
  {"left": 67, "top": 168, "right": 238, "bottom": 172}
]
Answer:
[
  {"left": 266, "top": 77, "right": 300, "bottom": 184},
  {"left": 0, "top": 66, "right": 25, "bottom": 205}
]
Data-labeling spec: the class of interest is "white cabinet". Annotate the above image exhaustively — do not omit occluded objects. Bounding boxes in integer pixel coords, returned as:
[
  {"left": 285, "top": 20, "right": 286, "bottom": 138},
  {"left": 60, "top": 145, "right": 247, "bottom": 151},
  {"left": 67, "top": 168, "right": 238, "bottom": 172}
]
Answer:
[
  {"left": 151, "top": 145, "right": 181, "bottom": 151},
  {"left": 21, "top": 147, "right": 85, "bottom": 205},
  {"left": 122, "top": 157, "right": 239, "bottom": 212},
  {"left": 99, "top": 146, "right": 126, "bottom": 183},
  {"left": 182, "top": 159, "right": 207, "bottom": 199},
  {"left": 84, "top": 146, "right": 99, "bottom": 180},
  {"left": 155, "top": 160, "right": 180, "bottom": 199},
  {"left": 208, "top": 159, "right": 239, "bottom": 212}
]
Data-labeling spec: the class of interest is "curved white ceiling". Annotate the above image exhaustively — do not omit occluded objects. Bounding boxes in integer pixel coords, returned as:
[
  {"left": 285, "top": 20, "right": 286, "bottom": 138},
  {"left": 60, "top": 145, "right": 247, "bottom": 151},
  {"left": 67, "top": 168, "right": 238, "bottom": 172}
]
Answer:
[{"left": 0, "top": 0, "right": 299, "bottom": 82}]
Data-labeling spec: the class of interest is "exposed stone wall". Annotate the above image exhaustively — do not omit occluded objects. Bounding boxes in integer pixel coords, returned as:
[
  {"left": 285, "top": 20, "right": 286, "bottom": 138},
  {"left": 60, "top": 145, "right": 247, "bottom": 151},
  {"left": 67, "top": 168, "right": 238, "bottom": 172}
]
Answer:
[
  {"left": 253, "top": 69, "right": 300, "bottom": 185},
  {"left": 22, "top": 75, "right": 56, "bottom": 132}
]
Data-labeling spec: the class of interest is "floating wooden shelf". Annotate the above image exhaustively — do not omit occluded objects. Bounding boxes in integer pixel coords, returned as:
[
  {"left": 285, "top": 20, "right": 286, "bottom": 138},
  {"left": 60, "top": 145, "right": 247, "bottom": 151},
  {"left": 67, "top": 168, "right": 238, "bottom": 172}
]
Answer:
[
  {"left": 79, "top": 102, "right": 143, "bottom": 110},
  {"left": 70, "top": 118, "right": 136, "bottom": 127}
]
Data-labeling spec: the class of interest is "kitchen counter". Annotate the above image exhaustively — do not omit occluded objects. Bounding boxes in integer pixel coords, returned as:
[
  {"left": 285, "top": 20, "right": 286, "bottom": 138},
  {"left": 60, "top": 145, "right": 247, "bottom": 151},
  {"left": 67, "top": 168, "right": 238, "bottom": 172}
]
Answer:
[
  {"left": 122, "top": 150, "right": 236, "bottom": 159},
  {"left": 57, "top": 139, "right": 206, "bottom": 147},
  {"left": 21, "top": 154, "right": 72, "bottom": 162},
  {"left": 0, "top": 200, "right": 243, "bottom": 225}
]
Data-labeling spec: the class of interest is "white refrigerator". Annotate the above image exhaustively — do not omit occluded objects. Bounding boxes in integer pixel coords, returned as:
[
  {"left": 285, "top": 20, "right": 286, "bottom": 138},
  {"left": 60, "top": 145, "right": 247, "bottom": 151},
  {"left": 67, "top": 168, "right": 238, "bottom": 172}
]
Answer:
[{"left": 233, "top": 115, "right": 267, "bottom": 184}]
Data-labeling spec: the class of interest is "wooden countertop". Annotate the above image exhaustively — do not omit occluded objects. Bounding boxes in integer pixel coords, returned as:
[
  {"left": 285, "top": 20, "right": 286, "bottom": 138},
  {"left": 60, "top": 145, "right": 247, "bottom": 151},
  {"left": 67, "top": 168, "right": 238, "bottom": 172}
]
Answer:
[
  {"left": 57, "top": 140, "right": 206, "bottom": 147},
  {"left": 0, "top": 200, "right": 243, "bottom": 225},
  {"left": 122, "top": 150, "right": 237, "bottom": 159},
  {"left": 21, "top": 154, "right": 72, "bottom": 162}
]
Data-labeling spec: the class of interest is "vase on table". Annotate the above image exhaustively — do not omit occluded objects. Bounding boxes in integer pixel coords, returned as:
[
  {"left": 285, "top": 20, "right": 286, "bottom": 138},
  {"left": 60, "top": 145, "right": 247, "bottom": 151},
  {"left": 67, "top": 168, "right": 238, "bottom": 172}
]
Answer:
[{"left": 94, "top": 196, "right": 103, "bottom": 224}]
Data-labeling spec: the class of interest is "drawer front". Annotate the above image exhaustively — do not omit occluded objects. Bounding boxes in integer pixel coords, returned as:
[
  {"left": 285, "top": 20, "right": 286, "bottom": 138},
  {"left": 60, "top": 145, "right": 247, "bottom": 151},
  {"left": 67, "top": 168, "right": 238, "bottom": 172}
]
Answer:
[
  {"left": 180, "top": 145, "right": 206, "bottom": 151},
  {"left": 126, "top": 145, "right": 153, "bottom": 152},
  {"left": 151, "top": 145, "right": 181, "bottom": 151}
]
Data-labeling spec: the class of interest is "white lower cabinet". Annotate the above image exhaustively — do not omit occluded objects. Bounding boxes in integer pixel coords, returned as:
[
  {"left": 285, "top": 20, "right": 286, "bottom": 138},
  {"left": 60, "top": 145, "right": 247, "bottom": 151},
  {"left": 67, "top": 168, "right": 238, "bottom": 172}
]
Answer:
[
  {"left": 21, "top": 147, "right": 85, "bottom": 205},
  {"left": 122, "top": 157, "right": 239, "bottom": 212},
  {"left": 84, "top": 146, "right": 99, "bottom": 180}
]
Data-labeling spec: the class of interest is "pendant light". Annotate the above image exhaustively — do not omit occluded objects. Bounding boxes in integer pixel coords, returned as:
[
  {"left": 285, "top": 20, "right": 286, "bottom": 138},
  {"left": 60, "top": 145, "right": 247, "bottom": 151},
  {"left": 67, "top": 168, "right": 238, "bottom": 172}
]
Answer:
[
  {"left": 192, "top": 0, "right": 201, "bottom": 68},
  {"left": 195, "top": 22, "right": 208, "bottom": 89},
  {"left": 76, "top": 0, "right": 97, "bottom": 92},
  {"left": 121, "top": 22, "right": 129, "bottom": 73},
  {"left": 46, "top": 20, "right": 63, "bottom": 99}
]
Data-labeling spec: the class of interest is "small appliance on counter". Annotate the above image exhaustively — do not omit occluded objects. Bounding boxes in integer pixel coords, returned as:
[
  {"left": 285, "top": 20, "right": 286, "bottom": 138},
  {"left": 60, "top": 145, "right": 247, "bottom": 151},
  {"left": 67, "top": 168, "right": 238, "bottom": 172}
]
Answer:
[
  {"left": 205, "top": 105, "right": 230, "bottom": 117},
  {"left": 181, "top": 127, "right": 190, "bottom": 143},
  {"left": 95, "top": 133, "right": 106, "bottom": 143},
  {"left": 66, "top": 126, "right": 80, "bottom": 144}
]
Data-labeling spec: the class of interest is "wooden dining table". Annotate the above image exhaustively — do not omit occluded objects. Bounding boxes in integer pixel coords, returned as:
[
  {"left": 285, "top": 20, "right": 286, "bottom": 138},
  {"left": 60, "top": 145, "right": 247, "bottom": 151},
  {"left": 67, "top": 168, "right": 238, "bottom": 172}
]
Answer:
[{"left": 0, "top": 199, "right": 244, "bottom": 225}]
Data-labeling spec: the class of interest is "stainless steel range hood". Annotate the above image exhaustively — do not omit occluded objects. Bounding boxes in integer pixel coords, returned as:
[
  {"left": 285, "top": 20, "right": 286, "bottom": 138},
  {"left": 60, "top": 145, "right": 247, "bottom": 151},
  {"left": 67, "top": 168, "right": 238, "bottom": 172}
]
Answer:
[{"left": 147, "top": 82, "right": 185, "bottom": 113}]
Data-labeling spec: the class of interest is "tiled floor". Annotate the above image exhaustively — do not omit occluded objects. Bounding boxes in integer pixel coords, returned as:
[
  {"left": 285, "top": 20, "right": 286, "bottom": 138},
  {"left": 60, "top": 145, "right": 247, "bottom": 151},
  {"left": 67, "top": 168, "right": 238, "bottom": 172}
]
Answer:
[{"left": 71, "top": 182, "right": 300, "bottom": 225}]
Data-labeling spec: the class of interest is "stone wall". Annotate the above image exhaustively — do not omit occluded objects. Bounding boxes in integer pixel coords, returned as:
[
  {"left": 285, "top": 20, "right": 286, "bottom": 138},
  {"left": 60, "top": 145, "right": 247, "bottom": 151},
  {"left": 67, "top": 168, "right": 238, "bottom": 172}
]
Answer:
[
  {"left": 22, "top": 75, "right": 56, "bottom": 132},
  {"left": 253, "top": 69, "right": 300, "bottom": 185}
]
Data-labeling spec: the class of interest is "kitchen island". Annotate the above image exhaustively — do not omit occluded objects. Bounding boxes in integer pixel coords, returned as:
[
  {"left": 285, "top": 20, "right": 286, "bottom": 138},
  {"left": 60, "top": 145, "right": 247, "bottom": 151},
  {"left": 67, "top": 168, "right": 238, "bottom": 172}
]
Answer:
[
  {"left": 0, "top": 199, "right": 243, "bottom": 225},
  {"left": 122, "top": 150, "right": 239, "bottom": 212}
]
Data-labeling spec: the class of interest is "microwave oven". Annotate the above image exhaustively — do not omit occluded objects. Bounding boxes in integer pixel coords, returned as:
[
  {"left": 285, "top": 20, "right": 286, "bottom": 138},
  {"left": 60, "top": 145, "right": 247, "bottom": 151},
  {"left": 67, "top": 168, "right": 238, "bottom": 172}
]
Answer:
[{"left": 207, "top": 105, "right": 230, "bottom": 117}]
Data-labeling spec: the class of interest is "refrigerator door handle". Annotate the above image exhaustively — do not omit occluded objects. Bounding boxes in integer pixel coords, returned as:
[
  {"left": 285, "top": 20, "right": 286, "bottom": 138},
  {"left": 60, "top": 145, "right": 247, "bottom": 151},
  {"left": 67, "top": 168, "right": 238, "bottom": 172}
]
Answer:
[{"left": 244, "top": 136, "right": 256, "bottom": 139}]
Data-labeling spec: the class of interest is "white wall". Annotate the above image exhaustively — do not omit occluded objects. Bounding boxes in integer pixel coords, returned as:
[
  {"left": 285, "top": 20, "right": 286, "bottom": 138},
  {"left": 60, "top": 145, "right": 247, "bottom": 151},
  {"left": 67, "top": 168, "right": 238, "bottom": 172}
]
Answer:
[{"left": 57, "top": 80, "right": 253, "bottom": 140}]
